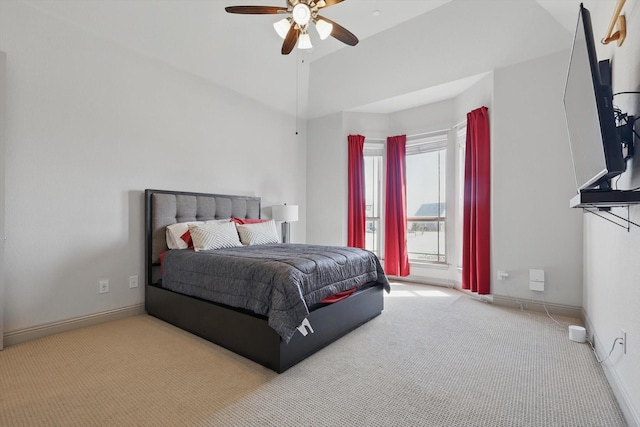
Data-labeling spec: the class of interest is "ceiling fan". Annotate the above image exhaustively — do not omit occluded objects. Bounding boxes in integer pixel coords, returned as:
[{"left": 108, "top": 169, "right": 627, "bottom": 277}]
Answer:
[{"left": 225, "top": 0, "right": 359, "bottom": 55}]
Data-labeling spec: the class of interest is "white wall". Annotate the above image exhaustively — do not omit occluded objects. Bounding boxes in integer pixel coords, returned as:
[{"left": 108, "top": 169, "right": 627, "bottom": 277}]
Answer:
[
  {"left": 454, "top": 74, "right": 495, "bottom": 127},
  {"left": 0, "top": 51, "right": 6, "bottom": 350},
  {"left": 582, "top": 1, "right": 640, "bottom": 424},
  {"left": 306, "top": 112, "right": 345, "bottom": 246},
  {"left": 0, "top": 2, "right": 305, "bottom": 334},
  {"left": 391, "top": 77, "right": 494, "bottom": 286},
  {"left": 491, "top": 50, "right": 584, "bottom": 307},
  {"left": 306, "top": 111, "right": 385, "bottom": 247},
  {"left": 306, "top": 52, "right": 584, "bottom": 303},
  {"left": 307, "top": 0, "right": 570, "bottom": 119}
]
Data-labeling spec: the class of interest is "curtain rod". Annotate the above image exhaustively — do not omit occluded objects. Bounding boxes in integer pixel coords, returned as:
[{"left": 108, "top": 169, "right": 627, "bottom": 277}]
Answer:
[
  {"left": 453, "top": 119, "right": 467, "bottom": 129},
  {"left": 364, "top": 127, "right": 453, "bottom": 143},
  {"left": 406, "top": 128, "right": 452, "bottom": 140}
]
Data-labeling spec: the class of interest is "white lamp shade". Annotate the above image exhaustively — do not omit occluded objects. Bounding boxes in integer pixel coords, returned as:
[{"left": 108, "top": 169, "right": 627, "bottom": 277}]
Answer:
[
  {"left": 273, "top": 18, "right": 290, "bottom": 39},
  {"left": 315, "top": 19, "right": 333, "bottom": 40},
  {"left": 297, "top": 33, "right": 313, "bottom": 49},
  {"left": 272, "top": 205, "right": 299, "bottom": 222}
]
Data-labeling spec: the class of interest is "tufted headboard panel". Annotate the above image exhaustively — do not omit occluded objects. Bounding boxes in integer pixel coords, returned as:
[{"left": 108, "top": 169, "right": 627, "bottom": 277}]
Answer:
[{"left": 145, "top": 189, "right": 261, "bottom": 285}]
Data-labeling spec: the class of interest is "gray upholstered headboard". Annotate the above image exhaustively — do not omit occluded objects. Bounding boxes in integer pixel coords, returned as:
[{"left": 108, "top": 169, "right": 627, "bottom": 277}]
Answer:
[{"left": 145, "top": 189, "right": 261, "bottom": 285}]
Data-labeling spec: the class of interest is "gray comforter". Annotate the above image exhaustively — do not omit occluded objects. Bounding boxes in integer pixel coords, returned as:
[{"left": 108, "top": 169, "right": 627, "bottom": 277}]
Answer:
[{"left": 161, "top": 243, "right": 390, "bottom": 343}]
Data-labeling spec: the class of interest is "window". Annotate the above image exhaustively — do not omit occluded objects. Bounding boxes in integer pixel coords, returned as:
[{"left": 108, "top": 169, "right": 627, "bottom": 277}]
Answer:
[
  {"left": 364, "top": 141, "right": 384, "bottom": 256},
  {"left": 363, "top": 133, "right": 450, "bottom": 265},
  {"left": 456, "top": 126, "right": 467, "bottom": 268},
  {"left": 406, "top": 134, "right": 447, "bottom": 263}
]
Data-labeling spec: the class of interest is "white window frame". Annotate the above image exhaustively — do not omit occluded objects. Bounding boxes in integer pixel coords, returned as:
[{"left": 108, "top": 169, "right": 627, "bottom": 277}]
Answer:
[
  {"left": 405, "top": 133, "right": 448, "bottom": 264},
  {"left": 364, "top": 140, "right": 385, "bottom": 257},
  {"left": 362, "top": 131, "right": 461, "bottom": 268},
  {"left": 456, "top": 126, "right": 467, "bottom": 269}
]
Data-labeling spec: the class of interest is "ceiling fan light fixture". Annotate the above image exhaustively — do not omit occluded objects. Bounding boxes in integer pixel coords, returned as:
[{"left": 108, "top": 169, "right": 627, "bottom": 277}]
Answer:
[
  {"left": 297, "top": 32, "right": 313, "bottom": 49},
  {"left": 273, "top": 18, "right": 291, "bottom": 39},
  {"left": 292, "top": 3, "right": 311, "bottom": 26},
  {"left": 224, "top": 0, "right": 358, "bottom": 55},
  {"left": 315, "top": 19, "right": 333, "bottom": 40}
]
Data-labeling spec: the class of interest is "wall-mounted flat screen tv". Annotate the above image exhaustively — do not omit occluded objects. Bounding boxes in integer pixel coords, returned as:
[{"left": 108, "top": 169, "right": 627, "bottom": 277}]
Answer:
[{"left": 563, "top": 3, "right": 625, "bottom": 191}]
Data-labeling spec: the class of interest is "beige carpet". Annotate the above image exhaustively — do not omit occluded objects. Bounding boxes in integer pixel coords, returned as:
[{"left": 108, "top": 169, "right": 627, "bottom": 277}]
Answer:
[{"left": 0, "top": 283, "right": 627, "bottom": 426}]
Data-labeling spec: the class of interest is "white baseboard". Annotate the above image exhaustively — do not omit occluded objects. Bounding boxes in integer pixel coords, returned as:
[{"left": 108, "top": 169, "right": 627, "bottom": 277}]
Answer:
[
  {"left": 492, "top": 294, "right": 582, "bottom": 319},
  {"left": 583, "top": 311, "right": 640, "bottom": 427},
  {"left": 3, "top": 304, "right": 146, "bottom": 348},
  {"left": 389, "top": 276, "right": 458, "bottom": 289},
  {"left": 390, "top": 280, "right": 580, "bottom": 317}
]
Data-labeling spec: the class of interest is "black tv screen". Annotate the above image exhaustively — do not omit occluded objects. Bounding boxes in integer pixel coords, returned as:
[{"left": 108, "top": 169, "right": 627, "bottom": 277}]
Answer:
[{"left": 563, "top": 4, "right": 625, "bottom": 191}]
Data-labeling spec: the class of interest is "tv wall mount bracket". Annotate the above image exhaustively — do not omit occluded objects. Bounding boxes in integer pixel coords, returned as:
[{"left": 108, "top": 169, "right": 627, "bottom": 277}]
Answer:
[{"left": 580, "top": 204, "right": 640, "bottom": 231}]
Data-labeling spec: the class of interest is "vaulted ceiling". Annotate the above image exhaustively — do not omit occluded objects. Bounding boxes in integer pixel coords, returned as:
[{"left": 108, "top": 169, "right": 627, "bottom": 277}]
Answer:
[{"left": 24, "top": 0, "right": 584, "bottom": 117}]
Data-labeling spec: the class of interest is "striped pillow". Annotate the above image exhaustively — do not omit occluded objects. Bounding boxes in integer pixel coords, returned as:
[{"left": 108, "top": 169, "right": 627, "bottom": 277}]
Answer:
[
  {"left": 236, "top": 220, "right": 280, "bottom": 245},
  {"left": 188, "top": 221, "right": 242, "bottom": 251}
]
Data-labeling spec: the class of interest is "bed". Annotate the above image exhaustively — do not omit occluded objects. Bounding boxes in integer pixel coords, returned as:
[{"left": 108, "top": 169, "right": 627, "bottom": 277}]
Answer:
[{"left": 145, "top": 189, "right": 389, "bottom": 373}]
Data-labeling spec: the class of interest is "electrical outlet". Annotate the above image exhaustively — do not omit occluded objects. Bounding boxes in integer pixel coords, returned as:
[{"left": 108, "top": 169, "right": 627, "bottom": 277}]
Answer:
[
  {"left": 98, "top": 279, "right": 109, "bottom": 294},
  {"left": 529, "top": 281, "right": 544, "bottom": 292},
  {"left": 129, "top": 275, "right": 139, "bottom": 289},
  {"left": 621, "top": 329, "right": 627, "bottom": 355},
  {"left": 529, "top": 269, "right": 545, "bottom": 291}
]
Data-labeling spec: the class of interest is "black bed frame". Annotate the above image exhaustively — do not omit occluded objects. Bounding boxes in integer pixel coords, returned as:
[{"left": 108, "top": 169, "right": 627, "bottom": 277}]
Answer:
[{"left": 144, "top": 189, "right": 385, "bottom": 373}]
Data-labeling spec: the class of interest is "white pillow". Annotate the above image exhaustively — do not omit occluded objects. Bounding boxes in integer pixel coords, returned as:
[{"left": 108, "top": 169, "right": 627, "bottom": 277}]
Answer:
[
  {"left": 188, "top": 221, "right": 242, "bottom": 251},
  {"left": 165, "top": 220, "right": 230, "bottom": 249},
  {"left": 166, "top": 221, "right": 203, "bottom": 249},
  {"left": 236, "top": 220, "right": 280, "bottom": 245}
]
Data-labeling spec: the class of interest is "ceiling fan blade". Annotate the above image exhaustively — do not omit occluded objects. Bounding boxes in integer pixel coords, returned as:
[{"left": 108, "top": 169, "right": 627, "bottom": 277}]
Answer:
[
  {"left": 281, "top": 24, "right": 299, "bottom": 55},
  {"left": 317, "top": 16, "right": 358, "bottom": 46},
  {"left": 317, "top": 0, "right": 344, "bottom": 8},
  {"left": 224, "top": 6, "right": 287, "bottom": 14}
]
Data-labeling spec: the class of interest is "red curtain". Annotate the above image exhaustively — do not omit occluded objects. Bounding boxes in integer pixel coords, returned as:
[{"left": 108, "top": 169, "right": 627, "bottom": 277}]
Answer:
[
  {"left": 347, "top": 134, "right": 366, "bottom": 248},
  {"left": 462, "top": 107, "right": 491, "bottom": 294},
  {"left": 385, "top": 135, "right": 410, "bottom": 276}
]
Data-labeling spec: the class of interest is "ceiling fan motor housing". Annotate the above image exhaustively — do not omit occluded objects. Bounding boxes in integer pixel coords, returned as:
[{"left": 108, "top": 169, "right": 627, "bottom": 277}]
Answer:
[{"left": 292, "top": 3, "right": 311, "bottom": 26}]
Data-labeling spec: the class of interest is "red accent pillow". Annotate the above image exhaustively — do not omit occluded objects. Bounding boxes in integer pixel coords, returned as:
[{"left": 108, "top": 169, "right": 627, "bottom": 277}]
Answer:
[
  {"left": 231, "top": 217, "right": 268, "bottom": 225},
  {"left": 180, "top": 230, "right": 194, "bottom": 249}
]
